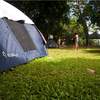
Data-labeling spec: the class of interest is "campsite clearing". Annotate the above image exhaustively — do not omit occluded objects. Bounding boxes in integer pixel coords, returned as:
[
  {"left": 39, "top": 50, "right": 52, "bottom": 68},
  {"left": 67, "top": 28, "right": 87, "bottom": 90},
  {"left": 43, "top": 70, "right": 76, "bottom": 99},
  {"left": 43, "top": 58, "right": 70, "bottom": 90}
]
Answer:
[{"left": 0, "top": 48, "right": 100, "bottom": 100}]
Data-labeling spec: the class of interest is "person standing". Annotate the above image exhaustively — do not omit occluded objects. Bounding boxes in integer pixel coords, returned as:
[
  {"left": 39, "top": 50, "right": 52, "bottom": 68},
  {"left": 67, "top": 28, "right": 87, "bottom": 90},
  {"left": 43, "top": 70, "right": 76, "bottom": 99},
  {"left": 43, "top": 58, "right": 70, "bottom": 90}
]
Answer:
[
  {"left": 75, "top": 33, "right": 79, "bottom": 50},
  {"left": 72, "top": 33, "right": 79, "bottom": 50}
]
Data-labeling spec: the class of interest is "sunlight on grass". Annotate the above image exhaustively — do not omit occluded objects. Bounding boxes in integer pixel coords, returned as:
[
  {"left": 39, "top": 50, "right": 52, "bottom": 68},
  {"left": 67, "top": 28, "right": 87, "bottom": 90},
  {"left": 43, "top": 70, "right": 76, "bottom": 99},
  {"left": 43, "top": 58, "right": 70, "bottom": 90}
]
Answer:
[{"left": 0, "top": 48, "right": 100, "bottom": 100}]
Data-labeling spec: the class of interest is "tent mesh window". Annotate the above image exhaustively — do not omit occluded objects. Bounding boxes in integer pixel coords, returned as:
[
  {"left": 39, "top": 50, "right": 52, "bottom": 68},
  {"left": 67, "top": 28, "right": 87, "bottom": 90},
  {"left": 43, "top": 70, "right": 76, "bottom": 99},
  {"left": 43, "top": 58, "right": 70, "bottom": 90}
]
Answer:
[{"left": 6, "top": 20, "right": 36, "bottom": 51}]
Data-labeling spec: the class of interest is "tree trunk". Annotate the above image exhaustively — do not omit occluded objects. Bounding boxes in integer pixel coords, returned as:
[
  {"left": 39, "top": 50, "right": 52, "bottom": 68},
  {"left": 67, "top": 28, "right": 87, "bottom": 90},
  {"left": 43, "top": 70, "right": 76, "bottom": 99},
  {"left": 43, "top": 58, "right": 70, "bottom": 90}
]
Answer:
[
  {"left": 77, "top": 0, "right": 89, "bottom": 47},
  {"left": 85, "top": 31, "right": 89, "bottom": 47},
  {"left": 83, "top": 21, "right": 89, "bottom": 47}
]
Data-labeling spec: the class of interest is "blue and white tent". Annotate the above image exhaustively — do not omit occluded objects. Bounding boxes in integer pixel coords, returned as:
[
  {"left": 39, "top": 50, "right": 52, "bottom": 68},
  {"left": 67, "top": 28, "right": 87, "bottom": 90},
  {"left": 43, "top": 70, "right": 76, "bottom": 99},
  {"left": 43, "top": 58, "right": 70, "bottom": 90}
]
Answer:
[{"left": 0, "top": 0, "right": 47, "bottom": 71}]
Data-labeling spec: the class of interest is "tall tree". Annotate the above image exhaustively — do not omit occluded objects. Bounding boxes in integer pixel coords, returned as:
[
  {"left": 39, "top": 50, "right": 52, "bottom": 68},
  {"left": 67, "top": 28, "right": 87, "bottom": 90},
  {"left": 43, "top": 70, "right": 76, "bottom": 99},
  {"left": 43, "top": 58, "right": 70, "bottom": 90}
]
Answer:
[
  {"left": 69, "top": 0, "right": 90, "bottom": 46},
  {"left": 69, "top": 0, "right": 100, "bottom": 46},
  {"left": 88, "top": 0, "right": 100, "bottom": 27}
]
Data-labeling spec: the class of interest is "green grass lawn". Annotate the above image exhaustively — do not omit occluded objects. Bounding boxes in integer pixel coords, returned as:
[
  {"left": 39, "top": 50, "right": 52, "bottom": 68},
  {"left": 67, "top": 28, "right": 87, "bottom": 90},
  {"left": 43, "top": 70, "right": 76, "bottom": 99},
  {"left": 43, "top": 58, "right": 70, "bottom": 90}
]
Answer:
[{"left": 0, "top": 48, "right": 100, "bottom": 100}]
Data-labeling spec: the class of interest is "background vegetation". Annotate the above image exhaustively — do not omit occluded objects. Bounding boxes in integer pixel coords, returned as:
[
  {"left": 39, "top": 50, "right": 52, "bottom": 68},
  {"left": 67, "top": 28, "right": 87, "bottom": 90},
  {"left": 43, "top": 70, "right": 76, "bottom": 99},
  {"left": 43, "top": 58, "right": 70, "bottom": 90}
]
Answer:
[{"left": 6, "top": 0, "right": 100, "bottom": 46}]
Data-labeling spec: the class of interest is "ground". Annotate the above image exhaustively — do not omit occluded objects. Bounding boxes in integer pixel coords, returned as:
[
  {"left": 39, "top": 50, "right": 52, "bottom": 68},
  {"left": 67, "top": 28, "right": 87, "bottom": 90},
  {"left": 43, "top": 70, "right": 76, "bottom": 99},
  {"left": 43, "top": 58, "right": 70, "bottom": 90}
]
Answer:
[{"left": 0, "top": 48, "right": 100, "bottom": 100}]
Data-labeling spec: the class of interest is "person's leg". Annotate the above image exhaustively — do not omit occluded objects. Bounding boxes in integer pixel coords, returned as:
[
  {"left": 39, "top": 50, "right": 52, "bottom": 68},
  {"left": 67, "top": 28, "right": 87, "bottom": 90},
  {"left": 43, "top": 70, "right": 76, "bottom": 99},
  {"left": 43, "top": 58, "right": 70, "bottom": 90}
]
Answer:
[
  {"left": 76, "top": 42, "right": 79, "bottom": 50},
  {"left": 73, "top": 40, "right": 75, "bottom": 49}
]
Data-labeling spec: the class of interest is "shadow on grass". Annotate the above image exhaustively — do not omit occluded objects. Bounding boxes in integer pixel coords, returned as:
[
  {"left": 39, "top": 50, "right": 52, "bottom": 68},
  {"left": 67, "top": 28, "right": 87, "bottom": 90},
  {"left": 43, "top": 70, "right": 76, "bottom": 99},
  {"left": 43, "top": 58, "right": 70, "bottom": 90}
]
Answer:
[{"left": 84, "top": 48, "right": 100, "bottom": 55}]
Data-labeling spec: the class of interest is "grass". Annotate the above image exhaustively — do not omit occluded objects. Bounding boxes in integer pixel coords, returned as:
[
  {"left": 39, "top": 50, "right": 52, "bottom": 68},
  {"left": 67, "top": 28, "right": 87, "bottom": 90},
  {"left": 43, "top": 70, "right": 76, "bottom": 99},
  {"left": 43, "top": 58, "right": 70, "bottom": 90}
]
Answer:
[{"left": 0, "top": 48, "right": 100, "bottom": 100}]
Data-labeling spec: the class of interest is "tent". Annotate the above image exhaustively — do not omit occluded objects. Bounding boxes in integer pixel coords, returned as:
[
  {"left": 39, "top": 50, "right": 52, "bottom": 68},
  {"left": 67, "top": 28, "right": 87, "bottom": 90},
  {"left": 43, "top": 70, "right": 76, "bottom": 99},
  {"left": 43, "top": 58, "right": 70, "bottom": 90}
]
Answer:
[
  {"left": 0, "top": 1, "right": 47, "bottom": 71},
  {"left": 47, "top": 35, "right": 58, "bottom": 48}
]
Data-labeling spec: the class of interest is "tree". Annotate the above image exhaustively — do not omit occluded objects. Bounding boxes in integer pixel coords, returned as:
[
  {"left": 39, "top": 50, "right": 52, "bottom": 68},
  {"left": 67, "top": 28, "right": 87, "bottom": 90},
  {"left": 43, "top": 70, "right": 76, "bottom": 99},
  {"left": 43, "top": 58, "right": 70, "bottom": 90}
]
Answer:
[
  {"left": 88, "top": 0, "right": 100, "bottom": 27},
  {"left": 6, "top": 1, "right": 70, "bottom": 41},
  {"left": 68, "top": 0, "right": 90, "bottom": 46}
]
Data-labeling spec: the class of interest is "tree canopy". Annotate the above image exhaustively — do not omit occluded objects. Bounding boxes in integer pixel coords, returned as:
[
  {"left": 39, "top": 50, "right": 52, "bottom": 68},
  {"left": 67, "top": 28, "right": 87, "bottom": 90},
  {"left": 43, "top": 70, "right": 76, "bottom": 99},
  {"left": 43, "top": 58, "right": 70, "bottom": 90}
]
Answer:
[
  {"left": 6, "top": 0, "right": 100, "bottom": 45},
  {"left": 7, "top": 1, "right": 70, "bottom": 40}
]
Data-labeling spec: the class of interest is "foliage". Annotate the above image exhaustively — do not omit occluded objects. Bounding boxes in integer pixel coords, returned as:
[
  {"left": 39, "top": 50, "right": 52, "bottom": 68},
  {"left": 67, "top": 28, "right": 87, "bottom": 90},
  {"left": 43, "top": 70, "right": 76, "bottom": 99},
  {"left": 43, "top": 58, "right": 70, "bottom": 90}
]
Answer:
[
  {"left": 5, "top": 0, "right": 100, "bottom": 44},
  {"left": 0, "top": 49, "right": 100, "bottom": 100},
  {"left": 88, "top": 0, "right": 100, "bottom": 27},
  {"left": 7, "top": 1, "right": 70, "bottom": 39},
  {"left": 62, "top": 18, "right": 85, "bottom": 45},
  {"left": 68, "top": 0, "right": 92, "bottom": 46},
  {"left": 68, "top": 18, "right": 84, "bottom": 35}
]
